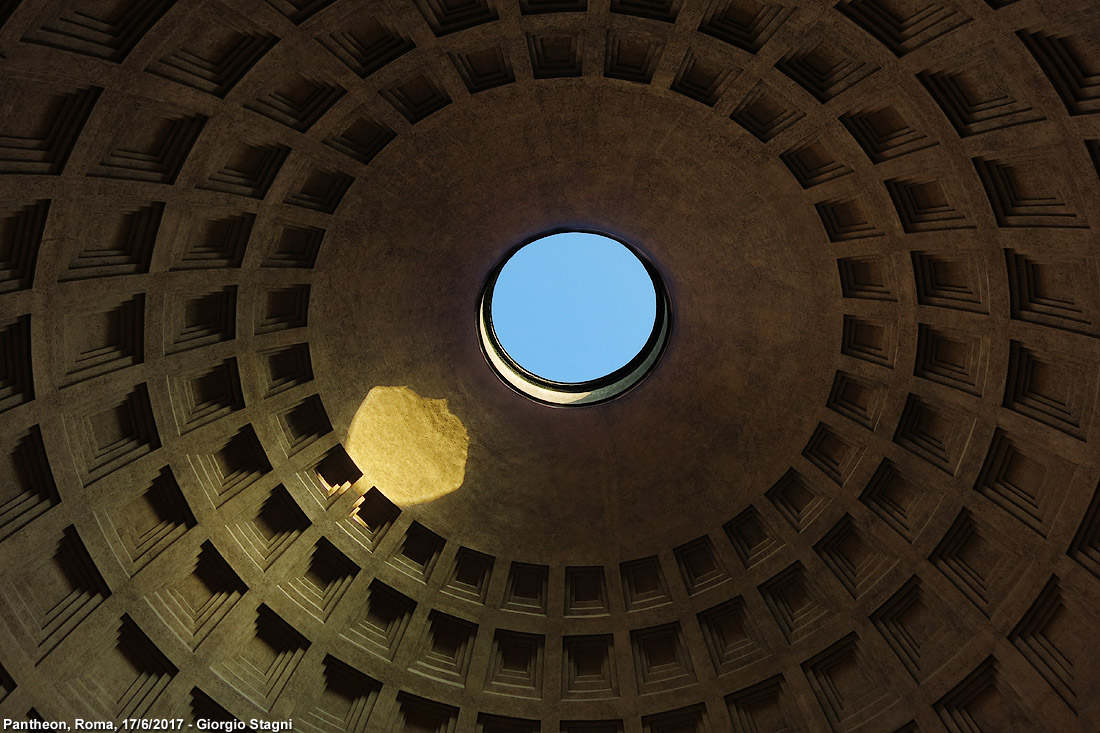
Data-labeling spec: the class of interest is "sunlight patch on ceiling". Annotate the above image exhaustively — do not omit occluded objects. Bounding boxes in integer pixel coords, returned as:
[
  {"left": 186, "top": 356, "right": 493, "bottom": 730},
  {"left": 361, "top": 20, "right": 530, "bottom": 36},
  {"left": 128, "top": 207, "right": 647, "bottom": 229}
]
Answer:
[{"left": 346, "top": 385, "right": 469, "bottom": 506}]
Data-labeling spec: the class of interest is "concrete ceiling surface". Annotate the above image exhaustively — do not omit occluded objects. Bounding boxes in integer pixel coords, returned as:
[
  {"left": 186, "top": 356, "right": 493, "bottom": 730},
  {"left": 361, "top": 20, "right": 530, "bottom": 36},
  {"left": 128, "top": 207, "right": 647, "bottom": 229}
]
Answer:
[{"left": 0, "top": 0, "right": 1099, "bottom": 730}]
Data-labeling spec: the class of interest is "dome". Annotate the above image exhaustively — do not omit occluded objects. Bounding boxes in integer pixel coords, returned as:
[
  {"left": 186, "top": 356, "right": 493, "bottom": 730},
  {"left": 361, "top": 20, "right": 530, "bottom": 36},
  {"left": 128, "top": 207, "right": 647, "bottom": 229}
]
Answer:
[{"left": 0, "top": 0, "right": 1099, "bottom": 730}]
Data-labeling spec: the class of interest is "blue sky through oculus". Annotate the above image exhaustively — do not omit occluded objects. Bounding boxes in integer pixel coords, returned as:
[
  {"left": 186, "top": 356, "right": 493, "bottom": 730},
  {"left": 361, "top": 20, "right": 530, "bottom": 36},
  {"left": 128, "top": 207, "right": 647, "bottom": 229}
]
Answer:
[{"left": 491, "top": 232, "right": 657, "bottom": 383}]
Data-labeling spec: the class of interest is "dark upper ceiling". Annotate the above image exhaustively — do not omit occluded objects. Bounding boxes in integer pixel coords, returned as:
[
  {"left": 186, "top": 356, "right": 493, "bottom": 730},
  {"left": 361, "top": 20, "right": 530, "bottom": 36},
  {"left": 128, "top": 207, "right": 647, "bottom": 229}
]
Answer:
[{"left": 1, "top": 0, "right": 1099, "bottom": 730}]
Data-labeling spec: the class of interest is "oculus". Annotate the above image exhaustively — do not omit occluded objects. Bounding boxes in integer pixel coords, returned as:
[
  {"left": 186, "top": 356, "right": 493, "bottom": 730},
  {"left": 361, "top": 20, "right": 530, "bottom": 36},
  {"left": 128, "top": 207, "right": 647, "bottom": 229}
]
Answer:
[{"left": 478, "top": 231, "right": 670, "bottom": 406}]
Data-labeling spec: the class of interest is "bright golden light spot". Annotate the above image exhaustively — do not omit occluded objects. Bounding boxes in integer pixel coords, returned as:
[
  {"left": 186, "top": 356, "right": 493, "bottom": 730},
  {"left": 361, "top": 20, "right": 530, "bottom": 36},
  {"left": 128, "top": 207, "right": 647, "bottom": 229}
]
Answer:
[{"left": 345, "top": 385, "right": 469, "bottom": 507}]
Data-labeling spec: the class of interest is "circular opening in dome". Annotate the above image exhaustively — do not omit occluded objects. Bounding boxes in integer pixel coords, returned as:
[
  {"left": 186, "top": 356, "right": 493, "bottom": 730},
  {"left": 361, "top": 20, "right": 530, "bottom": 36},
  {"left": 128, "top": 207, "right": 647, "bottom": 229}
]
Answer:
[{"left": 478, "top": 231, "right": 670, "bottom": 406}]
